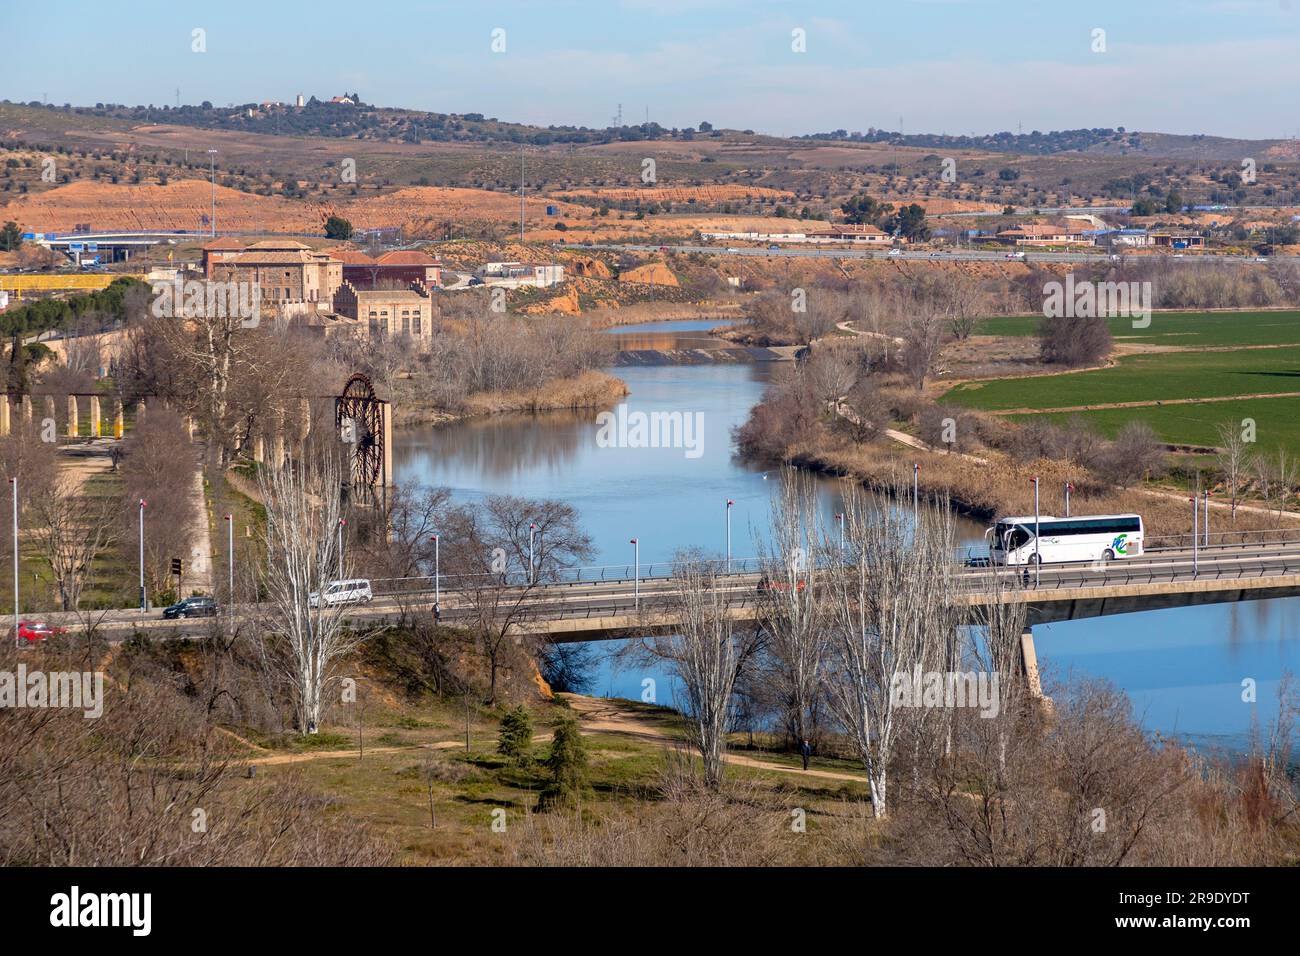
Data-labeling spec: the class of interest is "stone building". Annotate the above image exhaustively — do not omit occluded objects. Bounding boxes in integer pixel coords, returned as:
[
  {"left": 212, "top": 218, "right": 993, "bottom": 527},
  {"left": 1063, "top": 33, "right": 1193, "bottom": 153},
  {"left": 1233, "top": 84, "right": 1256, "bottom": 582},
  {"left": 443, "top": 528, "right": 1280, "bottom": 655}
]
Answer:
[{"left": 333, "top": 282, "right": 432, "bottom": 339}]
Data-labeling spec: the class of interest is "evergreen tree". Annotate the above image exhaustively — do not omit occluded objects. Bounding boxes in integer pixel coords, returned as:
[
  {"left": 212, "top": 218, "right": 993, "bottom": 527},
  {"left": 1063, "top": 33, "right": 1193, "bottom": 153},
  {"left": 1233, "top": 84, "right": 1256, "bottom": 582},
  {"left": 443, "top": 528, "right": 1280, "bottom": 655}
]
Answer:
[{"left": 496, "top": 705, "right": 533, "bottom": 765}]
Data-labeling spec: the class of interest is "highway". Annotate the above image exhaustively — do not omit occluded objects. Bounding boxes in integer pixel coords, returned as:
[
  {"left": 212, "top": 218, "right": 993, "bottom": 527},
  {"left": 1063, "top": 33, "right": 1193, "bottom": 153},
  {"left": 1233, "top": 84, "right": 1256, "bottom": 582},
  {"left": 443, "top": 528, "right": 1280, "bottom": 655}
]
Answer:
[
  {"left": 34, "top": 535, "right": 1300, "bottom": 640},
  {"left": 559, "top": 242, "right": 1291, "bottom": 265}
]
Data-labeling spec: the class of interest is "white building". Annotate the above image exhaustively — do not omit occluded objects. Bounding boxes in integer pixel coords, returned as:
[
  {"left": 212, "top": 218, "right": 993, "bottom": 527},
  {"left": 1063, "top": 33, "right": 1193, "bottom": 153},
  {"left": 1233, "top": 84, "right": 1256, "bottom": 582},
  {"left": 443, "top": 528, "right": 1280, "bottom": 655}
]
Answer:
[{"left": 478, "top": 261, "right": 565, "bottom": 288}]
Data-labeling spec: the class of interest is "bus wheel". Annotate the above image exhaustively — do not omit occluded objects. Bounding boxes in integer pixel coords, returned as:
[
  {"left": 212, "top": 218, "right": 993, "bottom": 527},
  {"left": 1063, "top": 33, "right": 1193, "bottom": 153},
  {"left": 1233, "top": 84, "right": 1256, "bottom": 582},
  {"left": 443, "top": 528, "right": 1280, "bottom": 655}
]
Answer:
[
  {"left": 1103, "top": 549, "right": 1115, "bottom": 562},
  {"left": 1029, "top": 553, "right": 1042, "bottom": 564}
]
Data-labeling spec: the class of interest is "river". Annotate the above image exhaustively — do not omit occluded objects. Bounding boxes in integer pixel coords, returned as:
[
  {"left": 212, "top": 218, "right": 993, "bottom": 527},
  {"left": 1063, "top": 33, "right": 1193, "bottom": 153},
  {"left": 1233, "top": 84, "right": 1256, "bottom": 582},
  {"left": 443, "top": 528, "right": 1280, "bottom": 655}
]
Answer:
[{"left": 394, "top": 318, "right": 1297, "bottom": 752}]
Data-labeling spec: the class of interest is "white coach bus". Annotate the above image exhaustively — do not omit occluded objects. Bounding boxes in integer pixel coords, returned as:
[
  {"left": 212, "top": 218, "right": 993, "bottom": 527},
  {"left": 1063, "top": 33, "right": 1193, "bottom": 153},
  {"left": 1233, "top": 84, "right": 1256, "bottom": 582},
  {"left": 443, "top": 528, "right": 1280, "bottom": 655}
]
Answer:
[{"left": 987, "top": 514, "right": 1144, "bottom": 566}]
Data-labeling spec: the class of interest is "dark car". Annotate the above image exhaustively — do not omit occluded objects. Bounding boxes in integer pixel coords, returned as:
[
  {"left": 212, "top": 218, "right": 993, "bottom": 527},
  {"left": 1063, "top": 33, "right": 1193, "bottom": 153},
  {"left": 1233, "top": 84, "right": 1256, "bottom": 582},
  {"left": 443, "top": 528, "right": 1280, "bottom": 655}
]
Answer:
[{"left": 163, "top": 596, "right": 218, "bottom": 619}]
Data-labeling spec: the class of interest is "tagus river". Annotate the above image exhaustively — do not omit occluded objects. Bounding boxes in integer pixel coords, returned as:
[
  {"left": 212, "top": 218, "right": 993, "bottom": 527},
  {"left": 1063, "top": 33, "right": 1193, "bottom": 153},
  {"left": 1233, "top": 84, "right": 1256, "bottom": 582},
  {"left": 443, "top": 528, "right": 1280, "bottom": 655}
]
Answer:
[{"left": 395, "top": 320, "right": 1298, "bottom": 753}]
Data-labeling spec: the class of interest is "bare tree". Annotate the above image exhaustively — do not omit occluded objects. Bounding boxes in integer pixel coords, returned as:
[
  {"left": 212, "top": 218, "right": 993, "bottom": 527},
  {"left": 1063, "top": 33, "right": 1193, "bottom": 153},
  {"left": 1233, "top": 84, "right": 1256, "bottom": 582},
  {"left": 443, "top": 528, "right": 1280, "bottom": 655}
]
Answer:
[
  {"left": 823, "top": 482, "right": 963, "bottom": 818},
  {"left": 645, "top": 551, "right": 762, "bottom": 789},
  {"left": 1215, "top": 421, "right": 1253, "bottom": 524},
  {"left": 253, "top": 455, "right": 363, "bottom": 734},
  {"left": 755, "top": 470, "right": 830, "bottom": 747},
  {"left": 444, "top": 495, "right": 592, "bottom": 703},
  {"left": 29, "top": 473, "right": 119, "bottom": 611},
  {"left": 899, "top": 307, "right": 946, "bottom": 391}
]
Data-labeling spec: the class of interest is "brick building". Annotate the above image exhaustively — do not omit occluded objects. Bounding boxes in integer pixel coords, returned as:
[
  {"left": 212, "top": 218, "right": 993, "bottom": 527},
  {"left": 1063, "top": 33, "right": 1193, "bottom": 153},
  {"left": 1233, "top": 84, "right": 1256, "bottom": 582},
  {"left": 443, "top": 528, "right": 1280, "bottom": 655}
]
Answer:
[
  {"left": 207, "top": 240, "right": 343, "bottom": 310},
  {"left": 338, "top": 249, "right": 442, "bottom": 290}
]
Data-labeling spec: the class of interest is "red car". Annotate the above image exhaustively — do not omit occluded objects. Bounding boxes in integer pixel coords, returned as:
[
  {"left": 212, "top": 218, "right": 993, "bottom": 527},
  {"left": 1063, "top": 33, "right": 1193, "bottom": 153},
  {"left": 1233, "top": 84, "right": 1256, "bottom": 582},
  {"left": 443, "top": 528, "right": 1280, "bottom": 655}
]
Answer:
[{"left": 12, "top": 620, "right": 65, "bottom": 644}]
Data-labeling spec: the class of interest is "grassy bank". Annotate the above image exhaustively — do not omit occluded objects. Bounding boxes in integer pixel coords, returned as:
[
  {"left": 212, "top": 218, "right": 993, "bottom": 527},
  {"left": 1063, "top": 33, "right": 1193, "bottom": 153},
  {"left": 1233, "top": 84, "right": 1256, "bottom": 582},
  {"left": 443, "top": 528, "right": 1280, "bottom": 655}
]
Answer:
[{"left": 394, "top": 370, "right": 629, "bottom": 427}]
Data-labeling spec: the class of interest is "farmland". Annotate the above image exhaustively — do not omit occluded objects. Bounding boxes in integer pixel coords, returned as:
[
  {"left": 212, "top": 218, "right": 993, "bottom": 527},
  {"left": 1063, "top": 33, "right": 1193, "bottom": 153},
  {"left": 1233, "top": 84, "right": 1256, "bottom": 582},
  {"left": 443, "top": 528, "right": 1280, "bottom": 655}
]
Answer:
[{"left": 977, "top": 309, "right": 1300, "bottom": 347}]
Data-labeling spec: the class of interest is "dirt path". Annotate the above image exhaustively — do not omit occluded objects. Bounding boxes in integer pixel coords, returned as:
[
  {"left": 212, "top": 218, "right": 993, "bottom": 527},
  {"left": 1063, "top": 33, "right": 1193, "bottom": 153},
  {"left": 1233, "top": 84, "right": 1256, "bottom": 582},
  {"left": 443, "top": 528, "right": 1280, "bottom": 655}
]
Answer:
[
  {"left": 563, "top": 694, "right": 867, "bottom": 784},
  {"left": 988, "top": 390, "right": 1300, "bottom": 417}
]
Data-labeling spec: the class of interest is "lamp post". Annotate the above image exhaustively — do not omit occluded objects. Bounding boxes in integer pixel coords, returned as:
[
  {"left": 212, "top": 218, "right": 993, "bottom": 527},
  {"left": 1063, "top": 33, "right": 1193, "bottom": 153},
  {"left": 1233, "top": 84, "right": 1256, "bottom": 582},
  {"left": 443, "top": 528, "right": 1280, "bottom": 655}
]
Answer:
[
  {"left": 1203, "top": 489, "right": 1210, "bottom": 547},
  {"left": 138, "top": 498, "right": 147, "bottom": 611},
  {"left": 431, "top": 534, "right": 440, "bottom": 612},
  {"left": 630, "top": 538, "right": 639, "bottom": 610},
  {"left": 835, "top": 512, "right": 845, "bottom": 555},
  {"left": 338, "top": 518, "right": 346, "bottom": 577},
  {"left": 1031, "top": 477, "right": 1040, "bottom": 587},
  {"left": 224, "top": 513, "right": 233, "bottom": 622},
  {"left": 206, "top": 149, "right": 217, "bottom": 236},
  {"left": 1191, "top": 495, "right": 1199, "bottom": 578},
  {"left": 1064, "top": 481, "right": 1073, "bottom": 518},
  {"left": 913, "top": 463, "right": 919, "bottom": 519},
  {"left": 725, "top": 499, "right": 733, "bottom": 574},
  {"left": 528, "top": 522, "right": 536, "bottom": 585},
  {"left": 10, "top": 478, "right": 17, "bottom": 647}
]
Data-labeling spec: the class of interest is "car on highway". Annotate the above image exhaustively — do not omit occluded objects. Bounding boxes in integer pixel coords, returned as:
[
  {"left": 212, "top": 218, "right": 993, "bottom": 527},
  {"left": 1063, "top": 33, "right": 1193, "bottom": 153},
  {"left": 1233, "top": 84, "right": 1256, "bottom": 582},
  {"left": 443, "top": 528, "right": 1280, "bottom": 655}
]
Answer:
[
  {"left": 1005, "top": 251, "right": 1026, "bottom": 259},
  {"left": 308, "top": 578, "right": 374, "bottom": 609},
  {"left": 768, "top": 244, "right": 780, "bottom": 250},
  {"left": 659, "top": 245, "right": 670, "bottom": 252},
  {"left": 11, "top": 620, "right": 65, "bottom": 644},
  {"left": 162, "top": 595, "right": 218, "bottom": 619},
  {"left": 1255, "top": 256, "right": 1269, "bottom": 263},
  {"left": 887, "top": 248, "right": 902, "bottom": 257},
  {"left": 725, "top": 247, "right": 740, "bottom": 253}
]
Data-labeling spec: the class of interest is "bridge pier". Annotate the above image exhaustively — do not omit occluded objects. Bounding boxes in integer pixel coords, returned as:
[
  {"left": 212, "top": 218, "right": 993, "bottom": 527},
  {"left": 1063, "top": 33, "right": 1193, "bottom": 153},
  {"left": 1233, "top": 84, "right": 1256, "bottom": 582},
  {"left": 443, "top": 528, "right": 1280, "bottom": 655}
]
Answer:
[
  {"left": 113, "top": 400, "right": 124, "bottom": 439},
  {"left": 0, "top": 398, "right": 9, "bottom": 437},
  {"left": 1020, "top": 629, "right": 1044, "bottom": 700},
  {"left": 89, "top": 396, "right": 101, "bottom": 438},
  {"left": 65, "top": 396, "right": 79, "bottom": 438},
  {"left": 20, "top": 396, "right": 31, "bottom": 426}
]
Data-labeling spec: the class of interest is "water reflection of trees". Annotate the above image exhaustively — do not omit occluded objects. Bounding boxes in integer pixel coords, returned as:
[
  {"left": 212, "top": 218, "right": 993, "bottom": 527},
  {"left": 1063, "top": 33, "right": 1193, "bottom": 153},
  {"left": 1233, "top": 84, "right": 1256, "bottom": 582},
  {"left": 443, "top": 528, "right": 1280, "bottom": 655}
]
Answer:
[{"left": 395, "top": 410, "right": 590, "bottom": 481}]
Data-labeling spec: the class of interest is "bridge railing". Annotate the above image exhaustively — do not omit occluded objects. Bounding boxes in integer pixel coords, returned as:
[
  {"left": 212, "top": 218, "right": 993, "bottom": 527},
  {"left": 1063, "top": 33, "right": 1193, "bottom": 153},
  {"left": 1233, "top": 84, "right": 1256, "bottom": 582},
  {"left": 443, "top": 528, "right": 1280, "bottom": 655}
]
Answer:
[{"left": 1143, "top": 526, "right": 1300, "bottom": 551}]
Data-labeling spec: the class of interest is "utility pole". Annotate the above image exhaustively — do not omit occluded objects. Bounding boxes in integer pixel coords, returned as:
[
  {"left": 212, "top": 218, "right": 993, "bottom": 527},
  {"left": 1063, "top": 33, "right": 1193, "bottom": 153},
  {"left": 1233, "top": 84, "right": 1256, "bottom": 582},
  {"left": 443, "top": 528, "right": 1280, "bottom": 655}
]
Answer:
[
  {"left": 519, "top": 147, "right": 525, "bottom": 243},
  {"left": 1191, "top": 495, "right": 1199, "bottom": 578},
  {"left": 1064, "top": 481, "right": 1073, "bottom": 518},
  {"left": 913, "top": 463, "right": 919, "bottom": 520},
  {"left": 1203, "top": 489, "right": 1210, "bottom": 547},
  {"left": 835, "top": 512, "right": 845, "bottom": 554},
  {"left": 206, "top": 149, "right": 218, "bottom": 236},
  {"left": 528, "top": 522, "right": 536, "bottom": 585},
  {"left": 432, "top": 534, "right": 440, "bottom": 615}
]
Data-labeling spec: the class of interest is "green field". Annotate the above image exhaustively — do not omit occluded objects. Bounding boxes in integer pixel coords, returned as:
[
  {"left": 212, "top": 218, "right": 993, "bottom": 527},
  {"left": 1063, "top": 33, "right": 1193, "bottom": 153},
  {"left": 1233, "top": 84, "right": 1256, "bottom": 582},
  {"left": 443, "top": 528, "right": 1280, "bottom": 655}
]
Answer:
[
  {"left": 1008, "top": 395, "right": 1300, "bottom": 454},
  {"left": 978, "top": 310, "right": 1300, "bottom": 347},
  {"left": 945, "top": 346, "right": 1300, "bottom": 411}
]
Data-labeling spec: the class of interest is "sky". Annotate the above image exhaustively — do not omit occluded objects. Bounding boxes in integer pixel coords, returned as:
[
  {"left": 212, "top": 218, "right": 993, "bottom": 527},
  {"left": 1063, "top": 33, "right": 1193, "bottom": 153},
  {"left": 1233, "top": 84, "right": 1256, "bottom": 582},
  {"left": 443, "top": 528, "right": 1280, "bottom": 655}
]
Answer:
[{"left": 3, "top": 0, "right": 1299, "bottom": 140}]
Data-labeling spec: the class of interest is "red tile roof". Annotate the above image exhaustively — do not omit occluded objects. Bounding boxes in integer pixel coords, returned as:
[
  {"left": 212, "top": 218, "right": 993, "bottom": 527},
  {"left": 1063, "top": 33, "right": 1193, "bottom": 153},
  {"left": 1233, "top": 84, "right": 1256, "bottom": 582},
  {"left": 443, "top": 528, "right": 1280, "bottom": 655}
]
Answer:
[{"left": 375, "top": 250, "right": 440, "bottom": 266}]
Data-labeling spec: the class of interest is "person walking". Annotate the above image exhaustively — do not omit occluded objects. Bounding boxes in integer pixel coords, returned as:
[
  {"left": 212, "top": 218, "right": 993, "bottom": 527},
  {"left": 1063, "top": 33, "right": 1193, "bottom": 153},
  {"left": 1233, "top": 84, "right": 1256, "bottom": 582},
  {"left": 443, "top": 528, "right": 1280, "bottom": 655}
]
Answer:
[{"left": 800, "top": 738, "right": 811, "bottom": 771}]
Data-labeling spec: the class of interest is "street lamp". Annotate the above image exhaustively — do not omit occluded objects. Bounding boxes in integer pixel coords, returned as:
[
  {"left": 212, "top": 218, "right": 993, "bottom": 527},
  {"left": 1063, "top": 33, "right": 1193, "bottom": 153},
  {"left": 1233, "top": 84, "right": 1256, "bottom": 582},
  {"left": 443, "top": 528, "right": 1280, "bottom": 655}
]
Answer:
[
  {"left": 835, "top": 512, "right": 845, "bottom": 555},
  {"left": 1190, "top": 495, "right": 1199, "bottom": 578},
  {"left": 1064, "top": 481, "right": 1074, "bottom": 518},
  {"left": 1203, "top": 489, "right": 1210, "bottom": 547},
  {"left": 338, "top": 518, "right": 346, "bottom": 577},
  {"left": 206, "top": 149, "right": 218, "bottom": 236},
  {"left": 1030, "top": 477, "right": 1040, "bottom": 587},
  {"left": 224, "top": 513, "right": 233, "bottom": 621},
  {"left": 138, "top": 498, "right": 147, "bottom": 610},
  {"left": 913, "top": 463, "right": 919, "bottom": 519},
  {"left": 725, "top": 500, "right": 734, "bottom": 574},
  {"left": 630, "top": 538, "right": 639, "bottom": 610},
  {"left": 528, "top": 522, "right": 536, "bottom": 585},
  {"left": 431, "top": 534, "right": 440, "bottom": 617}
]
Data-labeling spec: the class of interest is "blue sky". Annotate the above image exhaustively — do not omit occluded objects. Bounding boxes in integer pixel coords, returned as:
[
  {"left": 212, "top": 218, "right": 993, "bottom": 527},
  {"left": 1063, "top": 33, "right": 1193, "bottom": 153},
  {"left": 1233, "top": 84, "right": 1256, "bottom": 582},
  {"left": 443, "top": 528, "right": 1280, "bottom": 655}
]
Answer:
[{"left": 3, "top": 0, "right": 1298, "bottom": 139}]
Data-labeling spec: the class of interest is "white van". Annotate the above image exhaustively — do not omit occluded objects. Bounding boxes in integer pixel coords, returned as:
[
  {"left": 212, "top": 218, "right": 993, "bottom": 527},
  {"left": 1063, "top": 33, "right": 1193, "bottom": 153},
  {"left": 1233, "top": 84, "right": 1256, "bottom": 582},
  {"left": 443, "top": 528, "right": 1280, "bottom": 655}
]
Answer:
[{"left": 309, "top": 579, "right": 373, "bottom": 608}]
